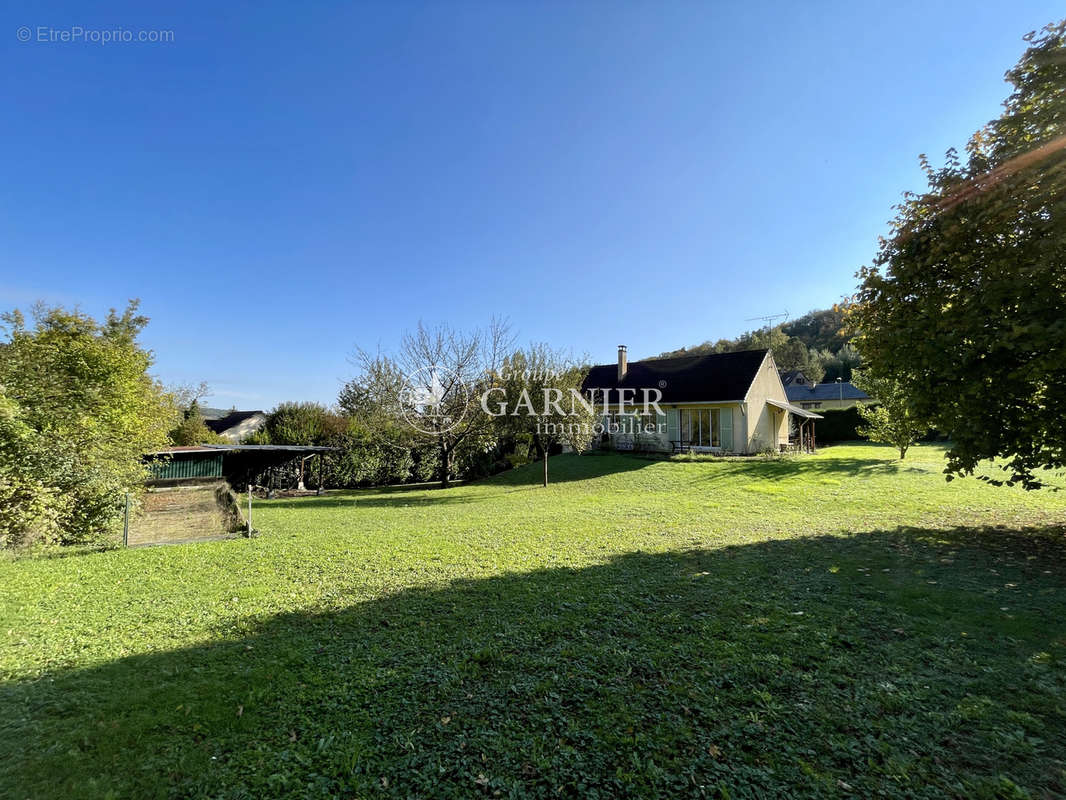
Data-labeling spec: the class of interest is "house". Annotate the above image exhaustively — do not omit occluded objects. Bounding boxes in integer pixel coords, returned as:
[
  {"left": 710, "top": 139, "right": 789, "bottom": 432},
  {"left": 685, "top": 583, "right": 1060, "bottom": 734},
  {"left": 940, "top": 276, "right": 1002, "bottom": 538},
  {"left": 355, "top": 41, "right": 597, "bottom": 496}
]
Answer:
[
  {"left": 782, "top": 373, "right": 871, "bottom": 410},
  {"left": 582, "top": 346, "right": 821, "bottom": 454},
  {"left": 780, "top": 370, "right": 811, "bottom": 387},
  {"left": 202, "top": 408, "right": 267, "bottom": 442}
]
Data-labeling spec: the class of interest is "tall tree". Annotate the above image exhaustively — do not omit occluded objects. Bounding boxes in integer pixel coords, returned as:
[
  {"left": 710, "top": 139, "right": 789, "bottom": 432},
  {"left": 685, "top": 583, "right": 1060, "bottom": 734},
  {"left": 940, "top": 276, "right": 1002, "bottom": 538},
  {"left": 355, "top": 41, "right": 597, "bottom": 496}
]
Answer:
[
  {"left": 0, "top": 301, "right": 172, "bottom": 546},
  {"left": 0, "top": 391, "right": 56, "bottom": 548},
  {"left": 852, "top": 21, "right": 1066, "bottom": 488},
  {"left": 492, "top": 345, "right": 596, "bottom": 486}
]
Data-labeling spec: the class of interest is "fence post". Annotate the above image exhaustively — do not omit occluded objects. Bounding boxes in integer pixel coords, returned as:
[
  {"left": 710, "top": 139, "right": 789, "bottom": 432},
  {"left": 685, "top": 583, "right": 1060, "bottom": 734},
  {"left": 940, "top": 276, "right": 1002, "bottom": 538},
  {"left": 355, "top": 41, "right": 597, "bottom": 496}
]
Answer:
[
  {"left": 123, "top": 492, "right": 130, "bottom": 547},
  {"left": 247, "top": 486, "right": 252, "bottom": 536}
]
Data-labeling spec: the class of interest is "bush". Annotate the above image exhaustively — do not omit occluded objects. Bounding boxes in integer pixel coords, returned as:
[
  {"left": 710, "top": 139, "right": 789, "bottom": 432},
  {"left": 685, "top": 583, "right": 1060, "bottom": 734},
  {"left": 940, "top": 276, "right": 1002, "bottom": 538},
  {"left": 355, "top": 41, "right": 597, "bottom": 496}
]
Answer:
[
  {"left": 814, "top": 407, "right": 869, "bottom": 444},
  {"left": 320, "top": 430, "right": 419, "bottom": 488},
  {"left": 169, "top": 401, "right": 225, "bottom": 446},
  {"left": 0, "top": 302, "right": 172, "bottom": 548}
]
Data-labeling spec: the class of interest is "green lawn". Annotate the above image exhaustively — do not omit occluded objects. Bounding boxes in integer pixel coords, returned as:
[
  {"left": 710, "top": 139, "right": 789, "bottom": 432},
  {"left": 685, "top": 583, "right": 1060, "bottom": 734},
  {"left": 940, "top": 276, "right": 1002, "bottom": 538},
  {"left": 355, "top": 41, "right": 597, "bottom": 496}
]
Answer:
[{"left": 2, "top": 443, "right": 1066, "bottom": 798}]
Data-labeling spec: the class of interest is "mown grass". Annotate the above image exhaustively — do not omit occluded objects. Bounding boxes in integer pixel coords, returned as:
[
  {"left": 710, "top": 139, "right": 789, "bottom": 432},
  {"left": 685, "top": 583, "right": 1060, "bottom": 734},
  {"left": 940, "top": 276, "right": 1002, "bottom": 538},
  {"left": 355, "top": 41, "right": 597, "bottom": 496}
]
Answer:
[{"left": 1, "top": 443, "right": 1065, "bottom": 798}]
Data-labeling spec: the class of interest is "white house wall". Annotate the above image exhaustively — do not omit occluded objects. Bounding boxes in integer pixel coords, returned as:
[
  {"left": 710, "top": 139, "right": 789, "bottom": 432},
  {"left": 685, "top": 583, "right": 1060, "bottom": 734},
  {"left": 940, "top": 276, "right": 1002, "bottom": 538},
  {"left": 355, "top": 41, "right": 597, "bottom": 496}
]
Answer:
[{"left": 742, "top": 353, "right": 790, "bottom": 452}]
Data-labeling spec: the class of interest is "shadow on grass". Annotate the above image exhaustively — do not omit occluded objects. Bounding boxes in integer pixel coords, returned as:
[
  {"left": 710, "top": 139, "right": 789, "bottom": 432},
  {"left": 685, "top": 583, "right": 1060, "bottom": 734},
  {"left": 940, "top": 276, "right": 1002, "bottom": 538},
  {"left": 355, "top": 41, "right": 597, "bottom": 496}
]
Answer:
[
  {"left": 684, "top": 455, "right": 930, "bottom": 484},
  {"left": 5, "top": 525, "right": 1066, "bottom": 798}
]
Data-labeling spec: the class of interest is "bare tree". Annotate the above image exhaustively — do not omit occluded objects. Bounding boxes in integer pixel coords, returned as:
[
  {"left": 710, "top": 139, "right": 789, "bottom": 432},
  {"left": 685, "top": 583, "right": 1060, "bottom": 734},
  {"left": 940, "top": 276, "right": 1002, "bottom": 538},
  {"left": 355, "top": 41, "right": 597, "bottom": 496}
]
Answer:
[{"left": 350, "top": 319, "right": 513, "bottom": 488}]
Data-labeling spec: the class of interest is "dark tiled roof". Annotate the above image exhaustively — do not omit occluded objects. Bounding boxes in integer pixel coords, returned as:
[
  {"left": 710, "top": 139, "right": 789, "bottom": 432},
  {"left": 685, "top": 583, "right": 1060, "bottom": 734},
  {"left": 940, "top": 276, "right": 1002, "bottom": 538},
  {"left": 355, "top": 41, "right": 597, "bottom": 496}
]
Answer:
[
  {"left": 785, "top": 382, "right": 870, "bottom": 402},
  {"left": 204, "top": 410, "right": 265, "bottom": 434},
  {"left": 582, "top": 349, "right": 768, "bottom": 403}
]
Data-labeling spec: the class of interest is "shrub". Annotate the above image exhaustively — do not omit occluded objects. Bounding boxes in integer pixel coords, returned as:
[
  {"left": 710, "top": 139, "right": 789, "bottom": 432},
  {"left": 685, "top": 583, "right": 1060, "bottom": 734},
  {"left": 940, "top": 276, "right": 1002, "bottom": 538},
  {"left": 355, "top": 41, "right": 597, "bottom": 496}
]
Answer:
[
  {"left": 0, "top": 302, "right": 172, "bottom": 547},
  {"left": 815, "top": 407, "right": 868, "bottom": 444}
]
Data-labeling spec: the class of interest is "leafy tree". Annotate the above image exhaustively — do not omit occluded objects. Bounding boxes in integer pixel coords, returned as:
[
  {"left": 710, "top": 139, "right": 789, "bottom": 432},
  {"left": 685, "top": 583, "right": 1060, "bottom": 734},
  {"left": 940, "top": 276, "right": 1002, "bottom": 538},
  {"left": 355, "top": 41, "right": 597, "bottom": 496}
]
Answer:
[
  {"left": 0, "top": 301, "right": 172, "bottom": 546},
  {"left": 852, "top": 21, "right": 1066, "bottom": 488},
  {"left": 169, "top": 400, "right": 225, "bottom": 446},
  {"left": 492, "top": 345, "right": 596, "bottom": 486},
  {"left": 259, "top": 402, "right": 346, "bottom": 446},
  {"left": 337, "top": 355, "right": 438, "bottom": 487},
  {"left": 811, "top": 343, "right": 863, "bottom": 382},
  {"left": 251, "top": 402, "right": 348, "bottom": 489},
  {"left": 0, "top": 391, "right": 57, "bottom": 547},
  {"left": 853, "top": 373, "right": 924, "bottom": 459},
  {"left": 655, "top": 323, "right": 830, "bottom": 381}
]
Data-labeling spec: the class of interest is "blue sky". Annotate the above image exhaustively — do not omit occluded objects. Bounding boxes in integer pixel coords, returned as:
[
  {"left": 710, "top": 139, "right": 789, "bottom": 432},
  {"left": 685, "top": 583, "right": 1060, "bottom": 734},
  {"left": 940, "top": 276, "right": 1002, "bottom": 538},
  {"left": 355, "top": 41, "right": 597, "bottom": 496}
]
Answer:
[{"left": 2, "top": 1, "right": 1060, "bottom": 409}]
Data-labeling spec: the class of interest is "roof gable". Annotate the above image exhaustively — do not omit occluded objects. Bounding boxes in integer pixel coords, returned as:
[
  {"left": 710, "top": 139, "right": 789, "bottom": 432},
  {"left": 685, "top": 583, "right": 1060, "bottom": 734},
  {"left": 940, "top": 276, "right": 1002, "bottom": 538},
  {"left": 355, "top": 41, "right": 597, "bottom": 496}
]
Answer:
[
  {"left": 204, "top": 410, "right": 265, "bottom": 434},
  {"left": 582, "top": 349, "right": 768, "bottom": 403}
]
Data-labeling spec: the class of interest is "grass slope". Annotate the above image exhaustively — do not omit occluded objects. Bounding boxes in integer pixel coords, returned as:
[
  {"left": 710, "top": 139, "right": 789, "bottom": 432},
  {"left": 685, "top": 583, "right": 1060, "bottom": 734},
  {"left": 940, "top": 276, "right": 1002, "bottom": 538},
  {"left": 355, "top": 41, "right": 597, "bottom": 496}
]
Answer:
[{"left": 1, "top": 444, "right": 1065, "bottom": 798}]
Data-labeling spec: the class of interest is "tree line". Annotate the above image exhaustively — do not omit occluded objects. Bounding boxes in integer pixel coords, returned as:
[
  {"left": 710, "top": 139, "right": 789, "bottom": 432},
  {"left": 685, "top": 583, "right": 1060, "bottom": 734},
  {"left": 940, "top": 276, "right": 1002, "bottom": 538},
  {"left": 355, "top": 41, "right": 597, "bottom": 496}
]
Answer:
[
  {"left": 240, "top": 321, "right": 597, "bottom": 492},
  {"left": 654, "top": 307, "right": 863, "bottom": 383},
  {"left": 0, "top": 305, "right": 599, "bottom": 549}
]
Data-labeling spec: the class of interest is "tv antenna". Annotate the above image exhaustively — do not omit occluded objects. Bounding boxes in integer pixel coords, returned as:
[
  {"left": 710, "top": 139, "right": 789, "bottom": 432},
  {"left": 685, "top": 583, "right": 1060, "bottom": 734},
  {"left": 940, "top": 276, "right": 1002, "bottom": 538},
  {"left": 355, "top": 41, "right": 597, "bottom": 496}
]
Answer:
[{"left": 746, "top": 309, "right": 789, "bottom": 327}]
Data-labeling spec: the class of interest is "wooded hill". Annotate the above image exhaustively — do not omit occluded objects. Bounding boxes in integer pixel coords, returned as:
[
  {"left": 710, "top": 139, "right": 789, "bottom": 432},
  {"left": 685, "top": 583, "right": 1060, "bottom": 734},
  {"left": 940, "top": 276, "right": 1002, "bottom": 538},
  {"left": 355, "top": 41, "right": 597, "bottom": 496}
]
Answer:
[{"left": 653, "top": 307, "right": 861, "bottom": 382}]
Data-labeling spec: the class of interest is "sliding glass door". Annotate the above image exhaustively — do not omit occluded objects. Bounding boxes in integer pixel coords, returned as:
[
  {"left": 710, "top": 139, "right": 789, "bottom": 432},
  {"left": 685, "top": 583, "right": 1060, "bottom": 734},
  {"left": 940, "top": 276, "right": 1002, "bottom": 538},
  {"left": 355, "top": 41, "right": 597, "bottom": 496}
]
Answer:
[{"left": 680, "top": 408, "right": 722, "bottom": 447}]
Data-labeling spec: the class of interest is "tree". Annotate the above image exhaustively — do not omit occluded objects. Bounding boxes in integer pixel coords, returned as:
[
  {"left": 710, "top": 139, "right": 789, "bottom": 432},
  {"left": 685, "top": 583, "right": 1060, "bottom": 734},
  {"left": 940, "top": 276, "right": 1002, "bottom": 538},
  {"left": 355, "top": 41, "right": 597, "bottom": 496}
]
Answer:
[
  {"left": 852, "top": 21, "right": 1066, "bottom": 488},
  {"left": 492, "top": 345, "right": 596, "bottom": 486},
  {"left": 654, "top": 324, "right": 830, "bottom": 382},
  {"left": 781, "top": 308, "right": 850, "bottom": 353},
  {"left": 337, "top": 352, "right": 449, "bottom": 487},
  {"left": 406, "top": 319, "right": 512, "bottom": 488},
  {"left": 0, "top": 391, "right": 57, "bottom": 548},
  {"left": 352, "top": 319, "right": 512, "bottom": 488},
  {"left": 252, "top": 402, "right": 348, "bottom": 490},
  {"left": 0, "top": 301, "right": 172, "bottom": 546},
  {"left": 169, "top": 399, "right": 225, "bottom": 446},
  {"left": 852, "top": 373, "right": 924, "bottom": 460},
  {"left": 811, "top": 343, "right": 862, "bottom": 382},
  {"left": 259, "top": 402, "right": 346, "bottom": 446}
]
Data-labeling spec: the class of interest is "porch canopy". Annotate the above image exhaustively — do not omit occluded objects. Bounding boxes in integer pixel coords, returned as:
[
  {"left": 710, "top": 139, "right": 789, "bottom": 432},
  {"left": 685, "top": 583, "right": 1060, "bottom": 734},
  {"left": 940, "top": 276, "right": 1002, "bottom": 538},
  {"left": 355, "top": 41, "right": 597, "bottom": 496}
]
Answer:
[
  {"left": 767, "top": 398, "right": 824, "bottom": 419},
  {"left": 768, "top": 398, "right": 822, "bottom": 453}
]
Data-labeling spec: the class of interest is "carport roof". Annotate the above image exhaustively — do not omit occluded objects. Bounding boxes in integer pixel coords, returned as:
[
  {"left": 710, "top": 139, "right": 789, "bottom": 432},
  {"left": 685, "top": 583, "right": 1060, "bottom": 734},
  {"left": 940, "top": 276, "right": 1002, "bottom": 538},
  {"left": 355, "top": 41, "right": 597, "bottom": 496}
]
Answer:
[{"left": 146, "top": 445, "right": 338, "bottom": 456}]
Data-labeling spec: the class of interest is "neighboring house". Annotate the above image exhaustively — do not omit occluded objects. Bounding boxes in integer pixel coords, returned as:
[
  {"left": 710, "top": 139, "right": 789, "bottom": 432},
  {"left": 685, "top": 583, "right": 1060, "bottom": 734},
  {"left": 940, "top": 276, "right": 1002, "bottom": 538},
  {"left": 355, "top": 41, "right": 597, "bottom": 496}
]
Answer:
[
  {"left": 582, "top": 347, "right": 821, "bottom": 454},
  {"left": 783, "top": 377, "right": 871, "bottom": 411},
  {"left": 202, "top": 408, "right": 267, "bottom": 443},
  {"left": 780, "top": 369, "right": 812, "bottom": 387}
]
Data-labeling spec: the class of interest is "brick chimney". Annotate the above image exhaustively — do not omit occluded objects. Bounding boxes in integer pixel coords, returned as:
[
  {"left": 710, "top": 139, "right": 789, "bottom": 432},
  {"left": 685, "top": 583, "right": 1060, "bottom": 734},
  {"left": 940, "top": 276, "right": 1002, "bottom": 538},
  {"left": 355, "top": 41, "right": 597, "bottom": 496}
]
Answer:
[{"left": 617, "top": 345, "right": 628, "bottom": 382}]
